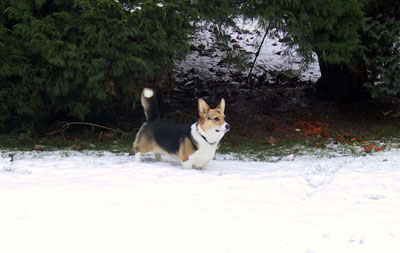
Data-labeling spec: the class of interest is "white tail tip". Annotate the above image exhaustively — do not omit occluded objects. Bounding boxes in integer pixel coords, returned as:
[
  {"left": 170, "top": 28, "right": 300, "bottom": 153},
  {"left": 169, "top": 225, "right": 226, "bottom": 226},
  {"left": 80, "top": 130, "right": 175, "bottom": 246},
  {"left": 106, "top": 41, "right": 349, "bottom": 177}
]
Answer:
[{"left": 143, "top": 88, "right": 154, "bottom": 98}]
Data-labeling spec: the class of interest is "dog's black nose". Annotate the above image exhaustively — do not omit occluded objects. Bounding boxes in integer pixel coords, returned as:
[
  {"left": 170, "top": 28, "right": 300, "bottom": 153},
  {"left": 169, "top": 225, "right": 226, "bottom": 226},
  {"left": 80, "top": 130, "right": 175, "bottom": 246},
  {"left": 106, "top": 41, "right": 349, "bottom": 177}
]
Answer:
[{"left": 225, "top": 123, "right": 231, "bottom": 131}]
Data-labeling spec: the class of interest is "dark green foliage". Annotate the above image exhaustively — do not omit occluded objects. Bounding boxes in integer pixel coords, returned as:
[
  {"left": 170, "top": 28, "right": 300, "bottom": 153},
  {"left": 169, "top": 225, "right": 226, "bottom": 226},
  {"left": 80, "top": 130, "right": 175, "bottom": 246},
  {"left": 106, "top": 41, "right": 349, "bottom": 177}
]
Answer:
[
  {"left": 196, "top": 0, "right": 365, "bottom": 65},
  {"left": 360, "top": 0, "right": 400, "bottom": 97},
  {"left": 241, "top": 0, "right": 366, "bottom": 65},
  {"left": 245, "top": 0, "right": 400, "bottom": 99},
  {"left": 0, "top": 0, "right": 193, "bottom": 133},
  {"left": 2, "top": 0, "right": 400, "bottom": 133}
]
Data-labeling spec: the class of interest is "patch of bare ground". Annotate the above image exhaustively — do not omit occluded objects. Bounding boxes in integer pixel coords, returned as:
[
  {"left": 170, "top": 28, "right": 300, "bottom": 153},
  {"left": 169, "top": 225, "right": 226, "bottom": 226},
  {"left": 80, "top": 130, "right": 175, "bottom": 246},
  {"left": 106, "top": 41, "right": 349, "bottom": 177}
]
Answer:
[{"left": 153, "top": 71, "right": 400, "bottom": 152}]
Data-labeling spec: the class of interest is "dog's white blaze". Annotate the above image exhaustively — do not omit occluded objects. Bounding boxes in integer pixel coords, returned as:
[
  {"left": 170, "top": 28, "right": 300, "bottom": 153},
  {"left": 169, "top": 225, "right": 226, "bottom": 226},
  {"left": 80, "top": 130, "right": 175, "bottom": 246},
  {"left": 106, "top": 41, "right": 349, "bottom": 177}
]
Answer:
[{"left": 143, "top": 88, "right": 154, "bottom": 98}]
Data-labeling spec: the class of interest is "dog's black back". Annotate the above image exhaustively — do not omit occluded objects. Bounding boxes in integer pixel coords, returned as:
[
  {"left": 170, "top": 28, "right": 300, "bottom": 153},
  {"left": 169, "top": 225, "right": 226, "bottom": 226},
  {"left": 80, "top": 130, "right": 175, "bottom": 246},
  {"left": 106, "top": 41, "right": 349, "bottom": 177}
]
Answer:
[{"left": 147, "top": 119, "right": 192, "bottom": 154}]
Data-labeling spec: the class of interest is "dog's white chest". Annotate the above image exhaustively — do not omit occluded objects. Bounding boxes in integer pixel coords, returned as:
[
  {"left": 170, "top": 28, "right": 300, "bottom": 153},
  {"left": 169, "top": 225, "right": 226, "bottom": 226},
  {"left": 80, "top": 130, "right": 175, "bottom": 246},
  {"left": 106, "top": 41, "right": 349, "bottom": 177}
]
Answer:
[
  {"left": 180, "top": 123, "right": 224, "bottom": 169},
  {"left": 189, "top": 145, "right": 217, "bottom": 169}
]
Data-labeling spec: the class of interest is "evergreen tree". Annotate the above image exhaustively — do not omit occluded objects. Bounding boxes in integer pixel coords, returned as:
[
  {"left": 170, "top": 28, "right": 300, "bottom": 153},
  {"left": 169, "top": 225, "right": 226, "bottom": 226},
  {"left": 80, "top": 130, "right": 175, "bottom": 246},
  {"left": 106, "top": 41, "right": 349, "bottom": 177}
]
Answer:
[
  {"left": 359, "top": 0, "right": 400, "bottom": 98},
  {"left": 0, "top": 0, "right": 193, "bottom": 132},
  {"left": 313, "top": 0, "right": 400, "bottom": 100},
  {"left": 196, "top": 0, "right": 400, "bottom": 101},
  {"left": 241, "top": 0, "right": 368, "bottom": 101}
]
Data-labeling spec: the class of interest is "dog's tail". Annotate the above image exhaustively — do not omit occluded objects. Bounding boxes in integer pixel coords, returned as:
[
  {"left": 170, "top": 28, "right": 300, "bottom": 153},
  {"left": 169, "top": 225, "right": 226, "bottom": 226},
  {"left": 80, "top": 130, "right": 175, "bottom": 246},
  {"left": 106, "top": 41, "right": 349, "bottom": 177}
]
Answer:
[{"left": 141, "top": 88, "right": 160, "bottom": 122}]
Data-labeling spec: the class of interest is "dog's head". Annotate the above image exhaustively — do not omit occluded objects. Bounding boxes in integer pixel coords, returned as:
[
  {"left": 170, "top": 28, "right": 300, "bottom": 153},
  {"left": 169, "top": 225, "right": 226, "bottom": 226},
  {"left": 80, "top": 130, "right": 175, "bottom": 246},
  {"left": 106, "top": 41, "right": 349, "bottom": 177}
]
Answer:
[{"left": 197, "top": 98, "right": 230, "bottom": 142}]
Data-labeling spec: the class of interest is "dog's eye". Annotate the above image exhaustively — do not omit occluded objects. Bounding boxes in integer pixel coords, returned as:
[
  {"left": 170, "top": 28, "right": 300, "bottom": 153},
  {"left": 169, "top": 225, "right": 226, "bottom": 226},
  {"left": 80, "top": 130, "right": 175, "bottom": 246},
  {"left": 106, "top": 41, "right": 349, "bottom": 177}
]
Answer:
[{"left": 214, "top": 117, "right": 220, "bottom": 121}]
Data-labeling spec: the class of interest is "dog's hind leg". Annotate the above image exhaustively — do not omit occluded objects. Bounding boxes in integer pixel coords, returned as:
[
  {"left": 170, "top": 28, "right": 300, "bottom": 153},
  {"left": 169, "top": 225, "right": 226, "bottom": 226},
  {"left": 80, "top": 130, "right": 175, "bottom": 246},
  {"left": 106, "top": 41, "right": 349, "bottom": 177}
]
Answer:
[
  {"left": 135, "top": 152, "right": 142, "bottom": 163},
  {"left": 154, "top": 153, "right": 162, "bottom": 162}
]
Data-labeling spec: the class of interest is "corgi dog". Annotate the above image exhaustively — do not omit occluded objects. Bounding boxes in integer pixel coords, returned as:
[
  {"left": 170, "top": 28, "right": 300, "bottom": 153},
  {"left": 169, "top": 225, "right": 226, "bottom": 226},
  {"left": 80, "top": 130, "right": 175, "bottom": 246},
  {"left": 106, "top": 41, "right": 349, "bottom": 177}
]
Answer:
[{"left": 134, "top": 88, "right": 230, "bottom": 169}]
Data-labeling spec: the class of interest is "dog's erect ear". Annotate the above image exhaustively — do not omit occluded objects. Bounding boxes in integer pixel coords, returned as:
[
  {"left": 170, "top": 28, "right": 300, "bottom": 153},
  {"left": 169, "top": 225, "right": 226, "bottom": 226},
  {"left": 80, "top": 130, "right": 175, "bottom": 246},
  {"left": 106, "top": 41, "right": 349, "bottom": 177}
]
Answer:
[
  {"left": 198, "top": 98, "right": 209, "bottom": 115},
  {"left": 217, "top": 98, "right": 225, "bottom": 112}
]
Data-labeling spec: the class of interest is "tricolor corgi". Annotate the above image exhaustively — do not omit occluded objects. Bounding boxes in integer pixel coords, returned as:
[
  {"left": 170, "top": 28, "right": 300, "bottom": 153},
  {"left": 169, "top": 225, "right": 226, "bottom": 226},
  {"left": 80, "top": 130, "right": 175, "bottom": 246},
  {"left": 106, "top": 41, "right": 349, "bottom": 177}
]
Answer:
[{"left": 133, "top": 88, "right": 230, "bottom": 169}]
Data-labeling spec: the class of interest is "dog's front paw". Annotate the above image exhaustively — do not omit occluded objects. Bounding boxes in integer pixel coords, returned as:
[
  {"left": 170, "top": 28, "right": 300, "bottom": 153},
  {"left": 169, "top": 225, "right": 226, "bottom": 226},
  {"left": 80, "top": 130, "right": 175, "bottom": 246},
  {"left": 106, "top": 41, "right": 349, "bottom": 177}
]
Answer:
[
  {"left": 181, "top": 160, "right": 193, "bottom": 169},
  {"left": 135, "top": 152, "right": 142, "bottom": 163},
  {"left": 199, "top": 164, "right": 208, "bottom": 170}
]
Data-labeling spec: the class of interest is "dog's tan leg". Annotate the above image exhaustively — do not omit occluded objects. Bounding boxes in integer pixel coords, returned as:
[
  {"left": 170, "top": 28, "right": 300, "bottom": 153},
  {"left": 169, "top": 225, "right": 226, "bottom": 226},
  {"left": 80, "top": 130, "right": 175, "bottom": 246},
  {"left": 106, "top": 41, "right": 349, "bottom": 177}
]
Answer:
[
  {"left": 134, "top": 129, "right": 161, "bottom": 163},
  {"left": 179, "top": 137, "right": 196, "bottom": 169}
]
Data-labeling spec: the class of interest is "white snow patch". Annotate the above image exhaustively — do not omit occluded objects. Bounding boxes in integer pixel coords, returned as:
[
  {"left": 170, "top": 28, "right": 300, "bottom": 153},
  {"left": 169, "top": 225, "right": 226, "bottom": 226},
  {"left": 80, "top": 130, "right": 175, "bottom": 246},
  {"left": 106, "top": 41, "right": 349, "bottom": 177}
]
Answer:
[
  {"left": 1, "top": 149, "right": 400, "bottom": 252},
  {"left": 175, "top": 18, "right": 321, "bottom": 82}
]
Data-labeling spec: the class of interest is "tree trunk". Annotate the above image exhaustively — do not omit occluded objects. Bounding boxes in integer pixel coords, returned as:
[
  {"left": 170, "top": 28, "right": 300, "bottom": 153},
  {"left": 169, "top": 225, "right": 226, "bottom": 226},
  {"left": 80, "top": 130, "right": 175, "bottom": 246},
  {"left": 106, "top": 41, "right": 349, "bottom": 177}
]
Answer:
[{"left": 315, "top": 60, "right": 369, "bottom": 102}]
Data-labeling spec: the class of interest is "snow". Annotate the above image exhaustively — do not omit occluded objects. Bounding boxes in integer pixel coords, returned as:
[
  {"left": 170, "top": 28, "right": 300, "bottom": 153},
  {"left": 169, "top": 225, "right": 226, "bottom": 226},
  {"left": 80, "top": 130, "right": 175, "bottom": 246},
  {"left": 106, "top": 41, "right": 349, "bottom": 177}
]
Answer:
[
  {"left": 175, "top": 18, "right": 321, "bottom": 83},
  {"left": 1, "top": 149, "right": 400, "bottom": 253}
]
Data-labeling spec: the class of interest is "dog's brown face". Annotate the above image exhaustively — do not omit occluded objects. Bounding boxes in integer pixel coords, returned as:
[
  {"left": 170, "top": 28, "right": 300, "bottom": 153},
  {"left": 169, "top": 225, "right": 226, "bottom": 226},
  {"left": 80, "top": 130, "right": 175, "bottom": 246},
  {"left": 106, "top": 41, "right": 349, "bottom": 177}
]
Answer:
[{"left": 198, "top": 98, "right": 230, "bottom": 134}]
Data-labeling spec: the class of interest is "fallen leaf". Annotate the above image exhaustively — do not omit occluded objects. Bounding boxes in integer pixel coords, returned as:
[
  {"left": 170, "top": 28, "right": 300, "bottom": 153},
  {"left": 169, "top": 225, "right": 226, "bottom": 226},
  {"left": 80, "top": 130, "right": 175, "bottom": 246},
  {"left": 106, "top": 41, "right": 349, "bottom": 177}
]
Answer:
[
  {"left": 33, "top": 144, "right": 45, "bottom": 151},
  {"left": 100, "top": 132, "right": 114, "bottom": 140},
  {"left": 71, "top": 144, "right": 83, "bottom": 150},
  {"left": 364, "top": 144, "right": 376, "bottom": 153},
  {"left": 265, "top": 136, "right": 278, "bottom": 145}
]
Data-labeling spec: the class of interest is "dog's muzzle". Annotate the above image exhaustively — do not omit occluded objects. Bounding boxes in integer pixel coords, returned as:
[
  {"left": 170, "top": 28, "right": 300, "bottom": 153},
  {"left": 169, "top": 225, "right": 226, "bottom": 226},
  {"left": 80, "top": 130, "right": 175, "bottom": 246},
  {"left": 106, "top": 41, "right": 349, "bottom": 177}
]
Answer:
[{"left": 216, "top": 123, "right": 230, "bottom": 133}]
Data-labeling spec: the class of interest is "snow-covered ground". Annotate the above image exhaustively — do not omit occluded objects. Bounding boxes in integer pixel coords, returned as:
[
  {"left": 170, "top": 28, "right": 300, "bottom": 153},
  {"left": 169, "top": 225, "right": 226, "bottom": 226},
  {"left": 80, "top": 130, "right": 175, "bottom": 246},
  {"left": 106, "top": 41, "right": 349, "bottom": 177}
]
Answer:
[
  {"left": 175, "top": 19, "right": 321, "bottom": 83},
  {"left": 1, "top": 150, "right": 400, "bottom": 253}
]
